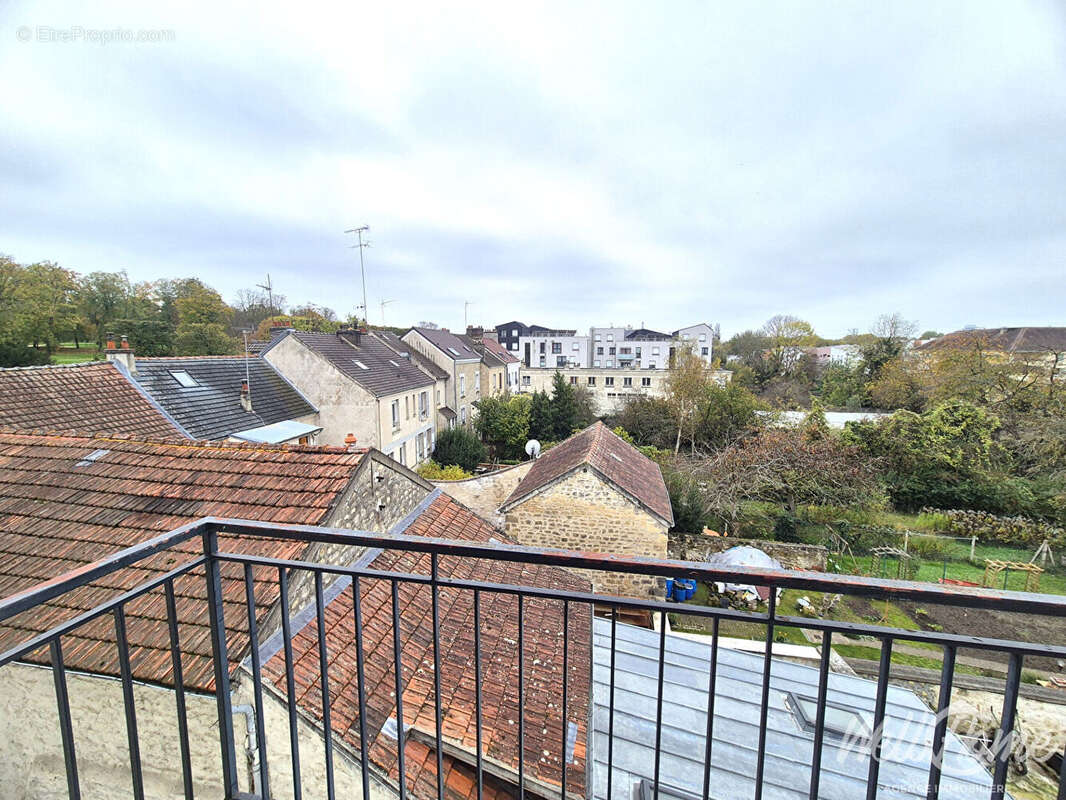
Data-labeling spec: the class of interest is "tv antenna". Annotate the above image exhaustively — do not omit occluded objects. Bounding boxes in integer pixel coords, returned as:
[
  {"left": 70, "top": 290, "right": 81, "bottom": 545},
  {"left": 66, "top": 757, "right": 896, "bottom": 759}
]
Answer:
[
  {"left": 464, "top": 300, "right": 474, "bottom": 331},
  {"left": 380, "top": 299, "right": 395, "bottom": 326},
  {"left": 345, "top": 225, "right": 370, "bottom": 326},
  {"left": 256, "top": 274, "right": 275, "bottom": 319}
]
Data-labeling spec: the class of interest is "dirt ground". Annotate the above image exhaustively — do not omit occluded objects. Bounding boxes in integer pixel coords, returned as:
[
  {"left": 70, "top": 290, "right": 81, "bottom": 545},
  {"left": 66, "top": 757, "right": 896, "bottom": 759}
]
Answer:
[{"left": 900, "top": 601, "right": 1066, "bottom": 673}]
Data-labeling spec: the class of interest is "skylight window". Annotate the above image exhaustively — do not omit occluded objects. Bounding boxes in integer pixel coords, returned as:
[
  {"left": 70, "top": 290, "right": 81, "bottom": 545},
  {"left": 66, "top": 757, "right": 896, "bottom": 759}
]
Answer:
[
  {"left": 352, "top": 359, "right": 370, "bottom": 370},
  {"left": 388, "top": 359, "right": 400, "bottom": 368},
  {"left": 169, "top": 370, "right": 198, "bottom": 388},
  {"left": 787, "top": 693, "right": 870, "bottom": 742},
  {"left": 447, "top": 347, "right": 461, "bottom": 356},
  {"left": 75, "top": 449, "right": 110, "bottom": 468}
]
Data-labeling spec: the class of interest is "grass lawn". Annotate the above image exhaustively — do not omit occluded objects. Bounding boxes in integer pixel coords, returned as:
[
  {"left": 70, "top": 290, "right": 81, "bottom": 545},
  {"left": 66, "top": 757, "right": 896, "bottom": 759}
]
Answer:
[
  {"left": 51, "top": 348, "right": 100, "bottom": 364},
  {"left": 835, "top": 551, "right": 1066, "bottom": 596}
]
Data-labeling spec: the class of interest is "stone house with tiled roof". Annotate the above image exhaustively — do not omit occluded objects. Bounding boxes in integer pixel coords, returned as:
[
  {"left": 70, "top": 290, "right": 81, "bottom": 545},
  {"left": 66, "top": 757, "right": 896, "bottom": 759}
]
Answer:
[
  {"left": 0, "top": 361, "right": 183, "bottom": 439},
  {"left": 479, "top": 334, "right": 521, "bottom": 392},
  {"left": 0, "top": 430, "right": 590, "bottom": 800},
  {"left": 262, "top": 328, "right": 438, "bottom": 465},
  {"left": 499, "top": 421, "right": 673, "bottom": 598},
  {"left": 401, "top": 327, "right": 484, "bottom": 430},
  {"left": 372, "top": 330, "right": 455, "bottom": 434}
]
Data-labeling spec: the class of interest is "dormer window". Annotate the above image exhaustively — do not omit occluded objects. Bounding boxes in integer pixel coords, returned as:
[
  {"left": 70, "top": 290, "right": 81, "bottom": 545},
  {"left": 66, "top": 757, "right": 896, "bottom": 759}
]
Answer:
[{"left": 169, "top": 370, "right": 198, "bottom": 388}]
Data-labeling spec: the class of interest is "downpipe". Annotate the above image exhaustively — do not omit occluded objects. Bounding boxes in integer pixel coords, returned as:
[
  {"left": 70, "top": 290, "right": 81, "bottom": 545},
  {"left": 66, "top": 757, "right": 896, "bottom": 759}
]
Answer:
[{"left": 232, "top": 703, "right": 262, "bottom": 798}]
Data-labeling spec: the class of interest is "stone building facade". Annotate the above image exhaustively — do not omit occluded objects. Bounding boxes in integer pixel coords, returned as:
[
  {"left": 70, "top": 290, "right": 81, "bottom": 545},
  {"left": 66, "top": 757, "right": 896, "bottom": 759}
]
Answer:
[
  {"left": 503, "top": 468, "right": 669, "bottom": 598},
  {"left": 432, "top": 461, "right": 533, "bottom": 529},
  {"left": 498, "top": 422, "right": 674, "bottom": 599}
]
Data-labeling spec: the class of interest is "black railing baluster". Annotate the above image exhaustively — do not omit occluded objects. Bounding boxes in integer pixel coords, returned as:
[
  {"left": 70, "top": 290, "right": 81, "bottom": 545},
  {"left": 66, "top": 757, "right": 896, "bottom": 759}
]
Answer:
[
  {"left": 243, "top": 563, "right": 270, "bottom": 799},
  {"left": 113, "top": 605, "right": 144, "bottom": 800},
  {"left": 991, "top": 653, "right": 1023, "bottom": 800},
  {"left": 701, "top": 616, "right": 720, "bottom": 800},
  {"left": 392, "top": 579, "right": 407, "bottom": 800},
  {"left": 315, "top": 571, "right": 337, "bottom": 800},
  {"left": 518, "top": 593, "right": 526, "bottom": 800},
  {"left": 164, "top": 579, "right": 193, "bottom": 800},
  {"left": 866, "top": 637, "right": 894, "bottom": 800},
  {"left": 279, "top": 567, "right": 303, "bottom": 800},
  {"left": 652, "top": 609, "right": 668, "bottom": 800},
  {"left": 607, "top": 605, "right": 617, "bottom": 800},
  {"left": 352, "top": 576, "right": 371, "bottom": 800},
  {"left": 1057, "top": 741, "right": 1065, "bottom": 800},
  {"left": 473, "top": 588, "right": 483, "bottom": 800},
  {"left": 561, "top": 600, "right": 569, "bottom": 800},
  {"left": 926, "top": 645, "right": 957, "bottom": 800},
  {"left": 431, "top": 553, "right": 444, "bottom": 800},
  {"left": 808, "top": 630, "right": 833, "bottom": 800},
  {"left": 754, "top": 589, "right": 778, "bottom": 800},
  {"left": 203, "top": 528, "right": 239, "bottom": 797},
  {"left": 49, "top": 637, "right": 81, "bottom": 800}
]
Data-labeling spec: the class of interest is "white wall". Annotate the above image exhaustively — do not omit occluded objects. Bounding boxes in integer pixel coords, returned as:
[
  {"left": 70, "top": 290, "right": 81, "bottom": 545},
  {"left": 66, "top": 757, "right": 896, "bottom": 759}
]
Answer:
[
  {"left": 0, "top": 661, "right": 394, "bottom": 800},
  {"left": 518, "top": 334, "right": 590, "bottom": 369}
]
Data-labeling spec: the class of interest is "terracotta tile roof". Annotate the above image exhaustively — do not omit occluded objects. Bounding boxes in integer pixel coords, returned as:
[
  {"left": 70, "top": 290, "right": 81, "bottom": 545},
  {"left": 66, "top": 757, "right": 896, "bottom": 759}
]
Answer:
[
  {"left": 0, "top": 430, "right": 367, "bottom": 690},
  {"left": 501, "top": 421, "right": 673, "bottom": 526},
  {"left": 0, "top": 362, "right": 183, "bottom": 439},
  {"left": 263, "top": 492, "right": 592, "bottom": 800},
  {"left": 479, "top": 337, "right": 519, "bottom": 364},
  {"left": 917, "top": 327, "right": 1066, "bottom": 354}
]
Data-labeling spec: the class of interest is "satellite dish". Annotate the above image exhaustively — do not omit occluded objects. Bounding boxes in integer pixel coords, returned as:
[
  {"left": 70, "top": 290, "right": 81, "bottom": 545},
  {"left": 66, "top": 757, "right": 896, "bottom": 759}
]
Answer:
[{"left": 524, "top": 439, "right": 541, "bottom": 459}]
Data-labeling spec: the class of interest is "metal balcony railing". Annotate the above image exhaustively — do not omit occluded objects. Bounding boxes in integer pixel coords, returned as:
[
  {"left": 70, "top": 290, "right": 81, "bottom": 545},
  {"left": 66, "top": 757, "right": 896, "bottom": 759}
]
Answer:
[{"left": 0, "top": 518, "right": 1064, "bottom": 800}]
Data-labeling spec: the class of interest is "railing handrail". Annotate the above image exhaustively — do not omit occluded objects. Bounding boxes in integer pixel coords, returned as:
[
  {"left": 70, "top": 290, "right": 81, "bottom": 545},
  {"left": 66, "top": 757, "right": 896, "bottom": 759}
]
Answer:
[{"left": 2, "top": 515, "right": 1065, "bottom": 622}]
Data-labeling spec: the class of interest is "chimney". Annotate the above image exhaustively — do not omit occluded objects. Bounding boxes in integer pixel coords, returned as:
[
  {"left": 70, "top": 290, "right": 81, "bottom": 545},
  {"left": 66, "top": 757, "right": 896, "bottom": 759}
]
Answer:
[
  {"left": 344, "top": 432, "right": 359, "bottom": 452},
  {"left": 240, "top": 380, "right": 252, "bottom": 413},
  {"left": 337, "top": 326, "right": 364, "bottom": 347},
  {"left": 105, "top": 334, "right": 137, "bottom": 375},
  {"left": 466, "top": 325, "right": 484, "bottom": 344}
]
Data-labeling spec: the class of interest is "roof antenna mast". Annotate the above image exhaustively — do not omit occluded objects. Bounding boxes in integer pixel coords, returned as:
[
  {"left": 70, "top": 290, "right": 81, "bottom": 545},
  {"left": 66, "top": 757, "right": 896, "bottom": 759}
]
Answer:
[
  {"left": 345, "top": 225, "right": 371, "bottom": 327},
  {"left": 256, "top": 274, "right": 275, "bottom": 319}
]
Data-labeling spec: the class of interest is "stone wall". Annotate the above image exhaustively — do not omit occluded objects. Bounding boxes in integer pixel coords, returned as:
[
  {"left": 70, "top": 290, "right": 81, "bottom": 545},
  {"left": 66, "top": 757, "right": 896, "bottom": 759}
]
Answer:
[
  {"left": 668, "top": 533, "right": 827, "bottom": 571},
  {"left": 0, "top": 662, "right": 392, "bottom": 800},
  {"left": 504, "top": 468, "right": 668, "bottom": 598},
  {"left": 433, "top": 461, "right": 534, "bottom": 529}
]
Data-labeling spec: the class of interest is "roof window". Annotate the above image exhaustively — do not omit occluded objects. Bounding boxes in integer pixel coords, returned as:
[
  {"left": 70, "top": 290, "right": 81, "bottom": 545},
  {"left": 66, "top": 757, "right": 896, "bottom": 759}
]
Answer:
[
  {"left": 447, "top": 347, "right": 461, "bottom": 356},
  {"left": 352, "top": 359, "right": 370, "bottom": 370},
  {"left": 787, "top": 693, "right": 870, "bottom": 742},
  {"left": 169, "top": 370, "right": 199, "bottom": 388}
]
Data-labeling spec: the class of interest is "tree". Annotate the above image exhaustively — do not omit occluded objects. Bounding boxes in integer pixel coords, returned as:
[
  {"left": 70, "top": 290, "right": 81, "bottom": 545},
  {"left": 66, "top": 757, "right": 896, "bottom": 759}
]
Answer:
[
  {"left": 862, "top": 313, "right": 917, "bottom": 379},
  {"left": 78, "top": 271, "right": 131, "bottom": 346},
  {"left": 678, "top": 428, "right": 884, "bottom": 530},
  {"left": 0, "top": 256, "right": 51, "bottom": 366},
  {"left": 819, "top": 362, "right": 867, "bottom": 409},
  {"left": 111, "top": 318, "right": 175, "bottom": 356},
  {"left": 762, "top": 314, "right": 816, "bottom": 376},
  {"left": 844, "top": 400, "right": 1007, "bottom": 512},
  {"left": 572, "top": 384, "right": 598, "bottom": 429},
  {"left": 528, "top": 390, "right": 554, "bottom": 442},
  {"left": 431, "top": 427, "right": 487, "bottom": 473},
  {"left": 866, "top": 358, "right": 924, "bottom": 411},
  {"left": 549, "top": 371, "right": 581, "bottom": 439},
  {"left": 802, "top": 398, "right": 829, "bottom": 440},
  {"left": 611, "top": 396, "right": 675, "bottom": 450},
  {"left": 665, "top": 347, "right": 708, "bottom": 453},
  {"left": 174, "top": 280, "right": 237, "bottom": 355},
  {"left": 22, "top": 262, "right": 80, "bottom": 352},
  {"left": 474, "top": 394, "right": 531, "bottom": 460},
  {"left": 694, "top": 381, "right": 763, "bottom": 451}
]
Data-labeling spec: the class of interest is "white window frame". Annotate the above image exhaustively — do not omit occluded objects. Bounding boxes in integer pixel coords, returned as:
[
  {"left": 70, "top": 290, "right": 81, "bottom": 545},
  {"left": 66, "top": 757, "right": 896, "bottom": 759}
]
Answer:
[
  {"left": 460, "top": 374, "right": 466, "bottom": 398},
  {"left": 391, "top": 400, "right": 400, "bottom": 429}
]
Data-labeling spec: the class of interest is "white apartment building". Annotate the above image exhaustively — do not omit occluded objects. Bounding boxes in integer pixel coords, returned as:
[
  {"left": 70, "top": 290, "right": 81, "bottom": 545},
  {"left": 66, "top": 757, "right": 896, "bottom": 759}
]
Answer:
[
  {"left": 518, "top": 330, "right": 590, "bottom": 369},
  {"left": 674, "top": 323, "right": 716, "bottom": 365},
  {"left": 589, "top": 326, "right": 674, "bottom": 369}
]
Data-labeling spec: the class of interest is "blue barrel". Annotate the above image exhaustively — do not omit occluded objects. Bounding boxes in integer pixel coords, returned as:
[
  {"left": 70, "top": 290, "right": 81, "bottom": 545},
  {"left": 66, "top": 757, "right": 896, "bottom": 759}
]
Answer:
[{"left": 665, "top": 578, "right": 675, "bottom": 600}]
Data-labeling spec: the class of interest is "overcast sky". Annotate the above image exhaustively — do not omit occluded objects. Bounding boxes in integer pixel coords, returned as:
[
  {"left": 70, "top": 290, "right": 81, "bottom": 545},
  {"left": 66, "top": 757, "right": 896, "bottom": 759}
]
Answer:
[{"left": 2, "top": 2, "right": 1064, "bottom": 338}]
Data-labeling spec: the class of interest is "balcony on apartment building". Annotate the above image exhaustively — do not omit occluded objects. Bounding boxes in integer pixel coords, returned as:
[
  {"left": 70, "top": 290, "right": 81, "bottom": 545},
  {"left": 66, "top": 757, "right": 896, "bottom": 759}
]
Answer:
[{"left": 1, "top": 518, "right": 1064, "bottom": 800}]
